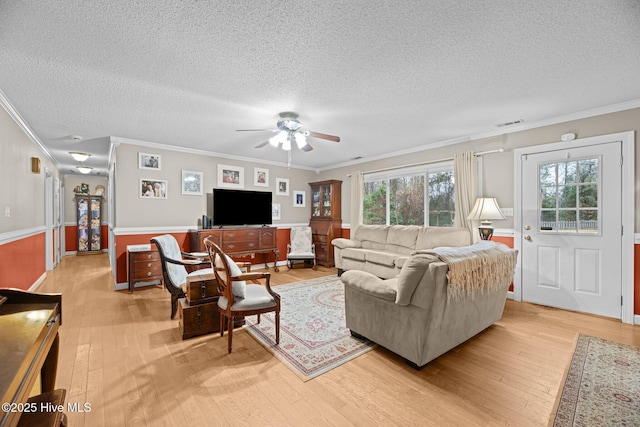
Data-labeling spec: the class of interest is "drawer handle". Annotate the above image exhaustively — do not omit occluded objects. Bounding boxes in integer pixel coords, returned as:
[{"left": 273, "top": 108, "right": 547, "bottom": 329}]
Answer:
[
  {"left": 147, "top": 263, "right": 152, "bottom": 267},
  {"left": 248, "top": 232, "right": 255, "bottom": 237},
  {"left": 228, "top": 233, "right": 235, "bottom": 238},
  {"left": 228, "top": 244, "right": 234, "bottom": 248},
  {"left": 248, "top": 242, "right": 255, "bottom": 247},
  {"left": 147, "top": 254, "right": 152, "bottom": 259},
  {"left": 146, "top": 272, "right": 152, "bottom": 277}
]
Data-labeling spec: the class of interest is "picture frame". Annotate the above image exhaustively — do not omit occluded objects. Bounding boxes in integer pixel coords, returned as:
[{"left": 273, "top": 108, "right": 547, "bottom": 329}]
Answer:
[
  {"left": 217, "top": 164, "right": 244, "bottom": 188},
  {"left": 181, "top": 170, "right": 203, "bottom": 195},
  {"left": 254, "top": 167, "right": 269, "bottom": 187},
  {"left": 276, "top": 178, "right": 290, "bottom": 196},
  {"left": 140, "top": 179, "right": 168, "bottom": 199},
  {"left": 272, "top": 203, "right": 281, "bottom": 220},
  {"left": 138, "top": 152, "right": 161, "bottom": 170},
  {"left": 293, "top": 190, "right": 306, "bottom": 207}
]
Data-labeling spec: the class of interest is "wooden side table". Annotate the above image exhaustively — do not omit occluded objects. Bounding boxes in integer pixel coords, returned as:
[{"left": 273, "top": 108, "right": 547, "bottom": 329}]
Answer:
[{"left": 127, "top": 245, "right": 163, "bottom": 293}]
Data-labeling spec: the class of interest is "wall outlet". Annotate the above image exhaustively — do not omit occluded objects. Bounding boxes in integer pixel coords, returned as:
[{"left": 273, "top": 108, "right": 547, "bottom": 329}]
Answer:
[
  {"left": 4, "top": 206, "right": 10, "bottom": 217},
  {"left": 501, "top": 207, "right": 513, "bottom": 217}
]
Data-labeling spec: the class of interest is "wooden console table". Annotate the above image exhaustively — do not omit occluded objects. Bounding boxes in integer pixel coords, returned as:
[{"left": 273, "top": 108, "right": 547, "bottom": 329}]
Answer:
[
  {"left": 0, "top": 289, "right": 63, "bottom": 427},
  {"left": 189, "top": 227, "right": 280, "bottom": 272}
]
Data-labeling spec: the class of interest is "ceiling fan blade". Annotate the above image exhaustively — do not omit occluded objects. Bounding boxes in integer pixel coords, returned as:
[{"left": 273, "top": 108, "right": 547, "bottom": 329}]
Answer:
[
  {"left": 236, "top": 129, "right": 276, "bottom": 132},
  {"left": 301, "top": 142, "right": 314, "bottom": 152},
  {"left": 303, "top": 130, "right": 340, "bottom": 142},
  {"left": 254, "top": 140, "right": 270, "bottom": 148}
]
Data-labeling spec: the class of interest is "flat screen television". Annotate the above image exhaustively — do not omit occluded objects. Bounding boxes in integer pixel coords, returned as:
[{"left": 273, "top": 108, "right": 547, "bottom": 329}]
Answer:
[{"left": 212, "top": 188, "right": 272, "bottom": 227}]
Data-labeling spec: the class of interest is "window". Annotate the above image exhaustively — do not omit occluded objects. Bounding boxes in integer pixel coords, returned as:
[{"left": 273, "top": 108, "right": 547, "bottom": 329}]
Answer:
[
  {"left": 538, "top": 157, "right": 599, "bottom": 234},
  {"left": 363, "top": 162, "right": 455, "bottom": 227}
]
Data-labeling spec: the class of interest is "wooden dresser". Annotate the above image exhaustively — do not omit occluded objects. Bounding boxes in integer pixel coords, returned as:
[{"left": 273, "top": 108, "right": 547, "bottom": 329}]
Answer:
[
  {"left": 189, "top": 227, "right": 279, "bottom": 271},
  {"left": 309, "top": 180, "right": 342, "bottom": 267},
  {"left": 127, "top": 245, "right": 163, "bottom": 293}
]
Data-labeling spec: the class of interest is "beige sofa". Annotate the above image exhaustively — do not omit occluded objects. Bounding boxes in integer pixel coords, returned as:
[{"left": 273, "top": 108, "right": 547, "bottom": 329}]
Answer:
[
  {"left": 332, "top": 225, "right": 471, "bottom": 278},
  {"left": 341, "top": 241, "right": 518, "bottom": 369}
]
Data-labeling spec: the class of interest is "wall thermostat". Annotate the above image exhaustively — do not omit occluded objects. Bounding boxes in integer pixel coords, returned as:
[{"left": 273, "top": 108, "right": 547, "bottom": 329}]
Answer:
[{"left": 561, "top": 133, "right": 576, "bottom": 141}]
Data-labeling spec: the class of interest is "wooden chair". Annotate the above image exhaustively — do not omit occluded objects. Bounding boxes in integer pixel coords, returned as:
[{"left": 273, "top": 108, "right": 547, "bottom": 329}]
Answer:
[
  {"left": 151, "top": 234, "right": 211, "bottom": 319},
  {"left": 286, "top": 226, "right": 317, "bottom": 270},
  {"left": 203, "top": 237, "right": 280, "bottom": 353}
]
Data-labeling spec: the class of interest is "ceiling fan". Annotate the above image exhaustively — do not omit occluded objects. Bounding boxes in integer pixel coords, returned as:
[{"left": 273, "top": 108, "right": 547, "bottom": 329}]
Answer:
[{"left": 236, "top": 112, "right": 340, "bottom": 152}]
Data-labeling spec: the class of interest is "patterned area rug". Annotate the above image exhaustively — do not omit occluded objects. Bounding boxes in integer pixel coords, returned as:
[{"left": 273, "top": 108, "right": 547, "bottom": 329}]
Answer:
[
  {"left": 551, "top": 334, "right": 640, "bottom": 426},
  {"left": 243, "top": 275, "right": 376, "bottom": 381}
]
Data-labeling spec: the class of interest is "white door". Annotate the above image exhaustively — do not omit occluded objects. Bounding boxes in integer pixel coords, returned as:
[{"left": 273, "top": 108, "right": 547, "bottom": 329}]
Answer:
[{"left": 520, "top": 142, "right": 622, "bottom": 318}]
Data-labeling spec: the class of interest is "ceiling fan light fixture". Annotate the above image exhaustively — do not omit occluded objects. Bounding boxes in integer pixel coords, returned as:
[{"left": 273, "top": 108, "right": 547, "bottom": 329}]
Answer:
[
  {"left": 294, "top": 132, "right": 307, "bottom": 149},
  {"left": 282, "top": 134, "right": 292, "bottom": 151},
  {"left": 69, "top": 151, "right": 91, "bottom": 162}
]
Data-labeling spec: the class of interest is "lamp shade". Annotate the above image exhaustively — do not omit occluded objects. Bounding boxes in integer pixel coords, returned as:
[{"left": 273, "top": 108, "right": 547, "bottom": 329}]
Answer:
[{"left": 467, "top": 198, "right": 506, "bottom": 221}]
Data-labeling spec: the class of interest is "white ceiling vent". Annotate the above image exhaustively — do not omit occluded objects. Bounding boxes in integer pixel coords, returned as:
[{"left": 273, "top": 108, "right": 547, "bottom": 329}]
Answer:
[{"left": 496, "top": 119, "right": 525, "bottom": 127}]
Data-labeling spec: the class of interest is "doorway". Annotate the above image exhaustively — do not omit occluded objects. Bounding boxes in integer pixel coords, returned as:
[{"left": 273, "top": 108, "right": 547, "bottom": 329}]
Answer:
[{"left": 513, "top": 132, "right": 634, "bottom": 323}]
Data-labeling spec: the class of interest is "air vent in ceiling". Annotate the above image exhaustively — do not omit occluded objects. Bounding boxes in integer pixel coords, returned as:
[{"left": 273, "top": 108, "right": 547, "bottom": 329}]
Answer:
[{"left": 496, "top": 119, "right": 525, "bottom": 127}]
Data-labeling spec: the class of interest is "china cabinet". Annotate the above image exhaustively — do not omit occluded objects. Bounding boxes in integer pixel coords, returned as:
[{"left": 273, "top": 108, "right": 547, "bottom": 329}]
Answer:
[
  {"left": 309, "top": 180, "right": 342, "bottom": 267},
  {"left": 76, "top": 195, "right": 102, "bottom": 254}
]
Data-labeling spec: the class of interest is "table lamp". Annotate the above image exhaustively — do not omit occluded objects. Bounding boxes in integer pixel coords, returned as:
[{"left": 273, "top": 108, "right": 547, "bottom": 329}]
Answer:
[{"left": 467, "top": 197, "right": 506, "bottom": 240}]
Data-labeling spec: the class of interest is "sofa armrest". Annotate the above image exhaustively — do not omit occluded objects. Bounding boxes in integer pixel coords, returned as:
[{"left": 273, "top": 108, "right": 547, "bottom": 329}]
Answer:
[
  {"left": 332, "top": 238, "right": 361, "bottom": 250},
  {"left": 341, "top": 270, "right": 397, "bottom": 301}
]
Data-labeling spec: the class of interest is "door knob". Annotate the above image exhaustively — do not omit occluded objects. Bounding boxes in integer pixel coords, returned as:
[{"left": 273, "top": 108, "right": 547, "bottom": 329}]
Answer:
[
  {"left": 524, "top": 225, "right": 531, "bottom": 230},
  {"left": 524, "top": 235, "right": 531, "bottom": 241}
]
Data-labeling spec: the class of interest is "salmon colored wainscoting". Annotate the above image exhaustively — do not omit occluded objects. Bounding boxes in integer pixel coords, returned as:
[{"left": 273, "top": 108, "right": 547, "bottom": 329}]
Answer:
[
  {"left": 0, "top": 232, "right": 45, "bottom": 290},
  {"left": 65, "top": 224, "right": 109, "bottom": 253}
]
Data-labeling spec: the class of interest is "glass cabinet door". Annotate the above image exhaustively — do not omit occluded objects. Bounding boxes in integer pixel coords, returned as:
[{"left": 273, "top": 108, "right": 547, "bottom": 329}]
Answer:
[
  {"left": 77, "top": 198, "right": 89, "bottom": 252},
  {"left": 312, "top": 188, "right": 321, "bottom": 217},
  {"left": 322, "top": 185, "right": 332, "bottom": 216},
  {"left": 90, "top": 197, "right": 102, "bottom": 251}
]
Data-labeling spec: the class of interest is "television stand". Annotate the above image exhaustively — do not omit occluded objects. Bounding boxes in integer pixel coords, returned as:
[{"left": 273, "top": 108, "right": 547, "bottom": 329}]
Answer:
[{"left": 189, "top": 227, "right": 280, "bottom": 272}]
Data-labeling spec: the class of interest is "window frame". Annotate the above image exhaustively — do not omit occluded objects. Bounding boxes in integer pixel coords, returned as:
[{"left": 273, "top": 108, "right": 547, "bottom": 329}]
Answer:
[{"left": 363, "top": 161, "right": 454, "bottom": 226}]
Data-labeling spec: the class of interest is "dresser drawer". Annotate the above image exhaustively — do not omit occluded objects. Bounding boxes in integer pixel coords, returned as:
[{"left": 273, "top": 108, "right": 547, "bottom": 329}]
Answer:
[
  {"left": 130, "top": 251, "right": 160, "bottom": 262},
  {"left": 132, "top": 263, "right": 162, "bottom": 280},
  {"left": 223, "top": 241, "right": 259, "bottom": 252},
  {"left": 223, "top": 229, "right": 259, "bottom": 241},
  {"left": 313, "top": 234, "right": 328, "bottom": 243}
]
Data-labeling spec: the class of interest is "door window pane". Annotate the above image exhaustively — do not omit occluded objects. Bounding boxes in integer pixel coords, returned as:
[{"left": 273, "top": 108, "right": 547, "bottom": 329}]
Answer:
[{"left": 538, "top": 157, "right": 600, "bottom": 234}]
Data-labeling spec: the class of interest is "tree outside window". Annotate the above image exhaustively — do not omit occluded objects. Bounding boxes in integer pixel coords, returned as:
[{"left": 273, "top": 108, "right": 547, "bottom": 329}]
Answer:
[{"left": 362, "top": 164, "right": 455, "bottom": 227}]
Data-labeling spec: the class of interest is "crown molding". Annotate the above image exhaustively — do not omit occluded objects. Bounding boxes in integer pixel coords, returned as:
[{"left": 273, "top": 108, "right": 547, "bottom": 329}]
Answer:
[
  {"left": 317, "top": 98, "right": 640, "bottom": 172},
  {"left": 110, "top": 136, "right": 317, "bottom": 171}
]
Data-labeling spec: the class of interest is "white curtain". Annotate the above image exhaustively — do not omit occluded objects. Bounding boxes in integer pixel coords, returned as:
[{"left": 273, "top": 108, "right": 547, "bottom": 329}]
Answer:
[
  {"left": 350, "top": 171, "right": 364, "bottom": 233},
  {"left": 453, "top": 152, "right": 478, "bottom": 242}
]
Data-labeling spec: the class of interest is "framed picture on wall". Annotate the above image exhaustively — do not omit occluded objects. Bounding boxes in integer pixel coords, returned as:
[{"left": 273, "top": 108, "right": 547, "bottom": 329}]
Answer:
[
  {"left": 140, "top": 179, "right": 168, "bottom": 199},
  {"left": 293, "top": 190, "right": 306, "bottom": 207},
  {"left": 138, "top": 152, "right": 161, "bottom": 170},
  {"left": 181, "top": 170, "right": 203, "bottom": 195},
  {"left": 276, "top": 178, "right": 289, "bottom": 196},
  {"left": 217, "top": 164, "right": 244, "bottom": 188},
  {"left": 272, "top": 203, "right": 281, "bottom": 220},
  {"left": 254, "top": 167, "right": 269, "bottom": 187}
]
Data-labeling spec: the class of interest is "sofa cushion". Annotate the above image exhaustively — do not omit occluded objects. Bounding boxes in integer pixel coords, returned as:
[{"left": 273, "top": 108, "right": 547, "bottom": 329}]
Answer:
[
  {"left": 355, "top": 225, "right": 390, "bottom": 250},
  {"left": 364, "top": 250, "right": 399, "bottom": 267},
  {"left": 395, "top": 254, "right": 438, "bottom": 306},
  {"left": 385, "top": 225, "right": 421, "bottom": 254},
  {"left": 394, "top": 256, "right": 410, "bottom": 269},
  {"left": 341, "top": 270, "right": 397, "bottom": 301},
  {"left": 415, "top": 226, "right": 470, "bottom": 250},
  {"left": 342, "top": 248, "right": 367, "bottom": 261}
]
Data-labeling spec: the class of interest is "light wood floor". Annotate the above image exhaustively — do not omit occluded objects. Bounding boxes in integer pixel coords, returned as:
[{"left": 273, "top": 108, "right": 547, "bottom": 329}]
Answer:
[{"left": 37, "top": 254, "right": 639, "bottom": 426}]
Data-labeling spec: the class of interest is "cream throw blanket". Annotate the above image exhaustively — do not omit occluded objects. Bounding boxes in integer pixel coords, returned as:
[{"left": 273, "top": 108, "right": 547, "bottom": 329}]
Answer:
[{"left": 416, "top": 241, "right": 518, "bottom": 301}]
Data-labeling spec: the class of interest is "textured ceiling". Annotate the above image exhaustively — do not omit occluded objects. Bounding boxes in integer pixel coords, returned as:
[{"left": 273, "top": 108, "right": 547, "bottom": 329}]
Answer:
[{"left": 1, "top": 1, "right": 640, "bottom": 175}]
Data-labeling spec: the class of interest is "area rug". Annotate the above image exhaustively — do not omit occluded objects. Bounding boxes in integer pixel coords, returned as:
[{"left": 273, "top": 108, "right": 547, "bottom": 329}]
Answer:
[
  {"left": 243, "top": 275, "right": 376, "bottom": 381},
  {"left": 551, "top": 334, "right": 640, "bottom": 426}
]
